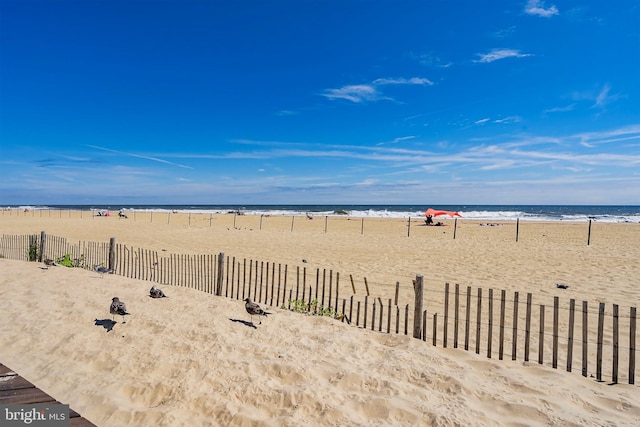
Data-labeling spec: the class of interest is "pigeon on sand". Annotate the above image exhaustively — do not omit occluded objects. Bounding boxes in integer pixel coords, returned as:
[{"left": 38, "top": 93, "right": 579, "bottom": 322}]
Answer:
[
  {"left": 149, "top": 285, "right": 167, "bottom": 298},
  {"left": 243, "top": 298, "right": 271, "bottom": 325},
  {"left": 110, "top": 297, "right": 129, "bottom": 323}
]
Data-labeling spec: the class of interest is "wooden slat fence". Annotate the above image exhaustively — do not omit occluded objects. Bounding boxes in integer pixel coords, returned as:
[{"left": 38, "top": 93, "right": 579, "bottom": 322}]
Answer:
[
  {"left": 0, "top": 232, "right": 636, "bottom": 384},
  {"left": 415, "top": 282, "right": 637, "bottom": 385},
  {"left": 0, "top": 233, "right": 109, "bottom": 270}
]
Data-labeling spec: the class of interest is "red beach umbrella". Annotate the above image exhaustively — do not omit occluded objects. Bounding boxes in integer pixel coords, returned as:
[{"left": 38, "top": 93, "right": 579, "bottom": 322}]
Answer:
[{"left": 423, "top": 208, "right": 462, "bottom": 218}]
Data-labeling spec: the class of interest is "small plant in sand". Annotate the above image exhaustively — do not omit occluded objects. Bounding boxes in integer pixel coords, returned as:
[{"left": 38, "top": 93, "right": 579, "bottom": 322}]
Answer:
[
  {"left": 27, "top": 242, "right": 39, "bottom": 262},
  {"left": 55, "top": 253, "right": 85, "bottom": 268},
  {"left": 287, "top": 298, "right": 309, "bottom": 313},
  {"left": 285, "top": 298, "right": 344, "bottom": 320}
]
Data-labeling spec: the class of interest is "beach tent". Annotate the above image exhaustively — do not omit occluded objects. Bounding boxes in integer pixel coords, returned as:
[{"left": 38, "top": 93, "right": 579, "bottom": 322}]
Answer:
[{"left": 423, "top": 208, "right": 462, "bottom": 218}]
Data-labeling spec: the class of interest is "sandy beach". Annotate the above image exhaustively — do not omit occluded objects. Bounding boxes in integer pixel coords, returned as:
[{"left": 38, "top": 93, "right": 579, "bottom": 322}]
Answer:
[{"left": 1, "top": 210, "right": 639, "bottom": 426}]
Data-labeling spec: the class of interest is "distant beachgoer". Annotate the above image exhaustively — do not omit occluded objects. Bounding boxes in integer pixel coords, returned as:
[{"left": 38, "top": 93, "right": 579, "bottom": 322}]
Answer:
[
  {"left": 306, "top": 212, "right": 314, "bottom": 220},
  {"left": 425, "top": 215, "right": 433, "bottom": 225}
]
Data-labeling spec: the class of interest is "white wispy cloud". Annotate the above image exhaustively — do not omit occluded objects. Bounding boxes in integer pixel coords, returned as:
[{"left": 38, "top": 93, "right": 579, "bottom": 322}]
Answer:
[
  {"left": 574, "top": 125, "right": 640, "bottom": 147},
  {"left": 494, "top": 116, "right": 522, "bottom": 124},
  {"left": 410, "top": 52, "right": 453, "bottom": 68},
  {"left": 320, "top": 84, "right": 387, "bottom": 103},
  {"left": 543, "top": 104, "right": 575, "bottom": 114},
  {"left": 524, "top": 0, "right": 559, "bottom": 18},
  {"left": 373, "top": 77, "right": 433, "bottom": 86},
  {"left": 321, "top": 77, "right": 432, "bottom": 103},
  {"left": 86, "top": 145, "right": 193, "bottom": 169},
  {"left": 474, "top": 117, "right": 521, "bottom": 125},
  {"left": 179, "top": 127, "right": 640, "bottom": 173},
  {"left": 474, "top": 48, "right": 533, "bottom": 63},
  {"left": 5, "top": 125, "right": 640, "bottom": 205},
  {"left": 275, "top": 110, "right": 299, "bottom": 116},
  {"left": 571, "top": 84, "right": 622, "bottom": 109},
  {"left": 392, "top": 136, "right": 416, "bottom": 143},
  {"left": 493, "top": 26, "right": 517, "bottom": 39},
  {"left": 591, "top": 84, "right": 623, "bottom": 108}
]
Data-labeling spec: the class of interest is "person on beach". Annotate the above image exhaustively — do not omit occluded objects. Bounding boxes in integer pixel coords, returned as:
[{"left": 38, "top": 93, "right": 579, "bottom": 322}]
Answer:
[{"left": 425, "top": 215, "right": 433, "bottom": 225}]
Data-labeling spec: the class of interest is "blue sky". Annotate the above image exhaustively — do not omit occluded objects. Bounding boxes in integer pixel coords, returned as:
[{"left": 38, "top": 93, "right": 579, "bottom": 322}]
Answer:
[{"left": 1, "top": 0, "right": 639, "bottom": 205}]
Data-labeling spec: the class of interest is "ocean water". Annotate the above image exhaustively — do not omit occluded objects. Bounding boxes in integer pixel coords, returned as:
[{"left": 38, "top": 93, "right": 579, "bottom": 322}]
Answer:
[{"left": 6, "top": 205, "right": 640, "bottom": 223}]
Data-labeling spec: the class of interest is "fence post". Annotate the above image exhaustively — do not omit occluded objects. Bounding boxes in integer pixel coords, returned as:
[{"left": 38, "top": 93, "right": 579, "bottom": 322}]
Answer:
[
  {"left": 108, "top": 237, "right": 116, "bottom": 270},
  {"left": 582, "top": 301, "right": 588, "bottom": 377},
  {"left": 443, "top": 282, "right": 449, "bottom": 348},
  {"left": 39, "top": 231, "right": 46, "bottom": 262},
  {"left": 216, "top": 252, "right": 225, "bottom": 296},
  {"left": 539, "top": 305, "right": 545, "bottom": 365},
  {"left": 475, "top": 288, "right": 482, "bottom": 354},
  {"left": 422, "top": 310, "right": 427, "bottom": 341},
  {"left": 612, "top": 304, "right": 619, "bottom": 384},
  {"left": 413, "top": 274, "right": 424, "bottom": 339},
  {"left": 630, "top": 307, "right": 636, "bottom": 384},
  {"left": 512, "top": 291, "right": 519, "bottom": 361},
  {"left": 499, "top": 289, "right": 506, "bottom": 360},
  {"left": 487, "top": 288, "right": 493, "bottom": 358},
  {"left": 465, "top": 286, "right": 471, "bottom": 351},
  {"left": 567, "top": 299, "right": 575, "bottom": 372},
  {"left": 596, "top": 302, "right": 605, "bottom": 382},
  {"left": 525, "top": 293, "right": 532, "bottom": 362},
  {"left": 454, "top": 283, "right": 460, "bottom": 349},
  {"left": 553, "top": 296, "right": 559, "bottom": 369}
]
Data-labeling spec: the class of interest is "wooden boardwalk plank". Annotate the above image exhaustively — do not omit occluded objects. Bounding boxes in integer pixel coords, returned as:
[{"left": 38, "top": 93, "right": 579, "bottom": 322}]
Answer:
[
  {"left": 0, "top": 386, "right": 56, "bottom": 404},
  {"left": 0, "top": 374, "right": 34, "bottom": 391},
  {"left": 0, "top": 364, "right": 15, "bottom": 375},
  {"left": 0, "top": 363, "right": 96, "bottom": 426}
]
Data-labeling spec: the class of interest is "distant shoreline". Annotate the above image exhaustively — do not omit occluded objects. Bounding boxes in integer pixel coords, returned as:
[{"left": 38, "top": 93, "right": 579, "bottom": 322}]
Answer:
[{"left": 4, "top": 204, "right": 640, "bottom": 223}]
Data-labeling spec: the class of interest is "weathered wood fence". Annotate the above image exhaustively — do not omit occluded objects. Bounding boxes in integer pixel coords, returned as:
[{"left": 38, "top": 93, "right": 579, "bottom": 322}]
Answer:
[
  {"left": 0, "top": 231, "right": 110, "bottom": 269},
  {"left": 413, "top": 282, "right": 637, "bottom": 385},
  {"left": 0, "top": 232, "right": 636, "bottom": 384}
]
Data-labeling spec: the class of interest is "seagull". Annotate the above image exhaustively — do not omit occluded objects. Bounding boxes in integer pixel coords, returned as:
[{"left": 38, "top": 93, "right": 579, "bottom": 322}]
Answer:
[
  {"left": 149, "top": 285, "right": 167, "bottom": 298},
  {"left": 243, "top": 298, "right": 271, "bottom": 325},
  {"left": 95, "top": 264, "right": 114, "bottom": 278},
  {"left": 110, "top": 297, "right": 129, "bottom": 323}
]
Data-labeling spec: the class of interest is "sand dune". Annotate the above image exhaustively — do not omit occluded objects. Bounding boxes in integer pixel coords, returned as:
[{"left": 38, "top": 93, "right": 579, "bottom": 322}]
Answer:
[{"left": 0, "top": 259, "right": 639, "bottom": 426}]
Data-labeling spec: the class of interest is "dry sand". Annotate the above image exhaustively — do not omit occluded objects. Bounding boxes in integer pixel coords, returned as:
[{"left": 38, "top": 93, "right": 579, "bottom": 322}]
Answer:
[{"left": 1, "top": 210, "right": 639, "bottom": 426}]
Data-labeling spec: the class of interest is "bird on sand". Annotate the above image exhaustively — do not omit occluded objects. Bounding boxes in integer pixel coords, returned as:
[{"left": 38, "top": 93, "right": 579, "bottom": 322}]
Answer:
[
  {"left": 95, "top": 264, "right": 114, "bottom": 278},
  {"left": 43, "top": 259, "right": 56, "bottom": 267},
  {"left": 110, "top": 297, "right": 129, "bottom": 323},
  {"left": 243, "top": 298, "right": 271, "bottom": 325},
  {"left": 149, "top": 285, "right": 167, "bottom": 298}
]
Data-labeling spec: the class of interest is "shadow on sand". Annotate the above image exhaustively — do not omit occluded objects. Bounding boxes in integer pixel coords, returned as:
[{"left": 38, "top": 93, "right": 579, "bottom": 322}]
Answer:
[
  {"left": 229, "top": 318, "right": 257, "bottom": 329},
  {"left": 94, "top": 318, "right": 117, "bottom": 332}
]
